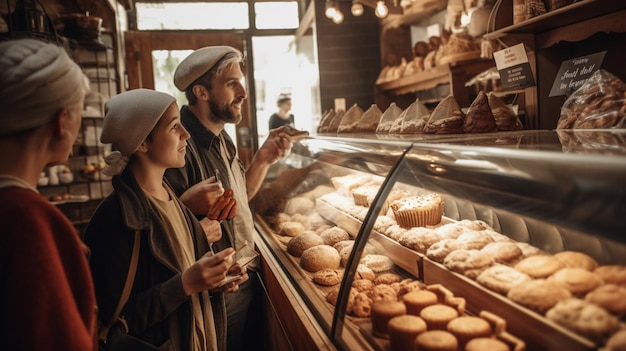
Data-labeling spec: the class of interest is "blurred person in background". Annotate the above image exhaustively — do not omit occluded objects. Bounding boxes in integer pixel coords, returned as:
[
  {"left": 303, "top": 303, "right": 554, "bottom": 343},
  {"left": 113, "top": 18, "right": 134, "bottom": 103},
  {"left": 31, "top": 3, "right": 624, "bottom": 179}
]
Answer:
[{"left": 268, "top": 93, "right": 295, "bottom": 130}]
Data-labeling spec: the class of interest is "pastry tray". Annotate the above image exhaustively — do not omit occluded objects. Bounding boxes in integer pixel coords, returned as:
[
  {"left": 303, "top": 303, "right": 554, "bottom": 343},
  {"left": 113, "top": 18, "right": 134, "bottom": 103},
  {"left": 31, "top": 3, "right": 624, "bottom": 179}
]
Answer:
[{"left": 316, "top": 195, "right": 597, "bottom": 351}]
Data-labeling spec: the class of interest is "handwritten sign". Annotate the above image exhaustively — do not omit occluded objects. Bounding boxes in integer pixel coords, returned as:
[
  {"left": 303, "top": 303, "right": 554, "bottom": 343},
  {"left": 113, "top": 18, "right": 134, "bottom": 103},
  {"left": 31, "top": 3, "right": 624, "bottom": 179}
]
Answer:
[
  {"left": 548, "top": 51, "right": 606, "bottom": 97},
  {"left": 493, "top": 43, "right": 536, "bottom": 90}
]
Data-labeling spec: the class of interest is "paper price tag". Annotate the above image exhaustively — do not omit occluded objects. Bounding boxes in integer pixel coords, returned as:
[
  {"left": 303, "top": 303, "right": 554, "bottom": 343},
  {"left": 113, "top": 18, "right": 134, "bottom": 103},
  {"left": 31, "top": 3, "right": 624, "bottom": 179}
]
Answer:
[{"left": 493, "top": 43, "right": 536, "bottom": 90}]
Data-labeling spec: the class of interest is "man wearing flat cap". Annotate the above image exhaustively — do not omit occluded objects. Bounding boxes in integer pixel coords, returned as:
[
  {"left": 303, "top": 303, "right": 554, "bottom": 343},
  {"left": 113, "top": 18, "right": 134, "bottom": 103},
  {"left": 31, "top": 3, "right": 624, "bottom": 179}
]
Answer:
[{"left": 165, "top": 45, "right": 292, "bottom": 351}]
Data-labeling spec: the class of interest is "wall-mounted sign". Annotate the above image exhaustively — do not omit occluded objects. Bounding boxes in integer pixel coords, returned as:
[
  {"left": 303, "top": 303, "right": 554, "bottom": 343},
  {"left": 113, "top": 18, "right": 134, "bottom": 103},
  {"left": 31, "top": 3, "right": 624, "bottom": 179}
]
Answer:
[
  {"left": 493, "top": 43, "right": 536, "bottom": 90},
  {"left": 548, "top": 51, "right": 606, "bottom": 97}
]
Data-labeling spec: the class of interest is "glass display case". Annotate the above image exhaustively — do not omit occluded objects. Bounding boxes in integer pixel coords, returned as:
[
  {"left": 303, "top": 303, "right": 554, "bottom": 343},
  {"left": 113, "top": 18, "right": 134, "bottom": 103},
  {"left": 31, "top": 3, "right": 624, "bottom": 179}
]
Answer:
[{"left": 253, "top": 129, "right": 626, "bottom": 351}]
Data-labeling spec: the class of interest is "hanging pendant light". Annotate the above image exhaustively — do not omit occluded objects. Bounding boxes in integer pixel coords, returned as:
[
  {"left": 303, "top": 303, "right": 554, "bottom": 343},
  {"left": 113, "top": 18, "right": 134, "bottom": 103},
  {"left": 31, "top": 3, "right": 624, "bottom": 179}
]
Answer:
[
  {"left": 374, "top": 0, "right": 389, "bottom": 18},
  {"left": 351, "top": 0, "right": 364, "bottom": 16}
]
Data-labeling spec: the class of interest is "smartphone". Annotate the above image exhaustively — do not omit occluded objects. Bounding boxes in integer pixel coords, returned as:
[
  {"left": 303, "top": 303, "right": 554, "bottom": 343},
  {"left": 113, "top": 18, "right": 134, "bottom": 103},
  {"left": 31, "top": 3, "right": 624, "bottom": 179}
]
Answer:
[{"left": 218, "top": 245, "right": 259, "bottom": 287}]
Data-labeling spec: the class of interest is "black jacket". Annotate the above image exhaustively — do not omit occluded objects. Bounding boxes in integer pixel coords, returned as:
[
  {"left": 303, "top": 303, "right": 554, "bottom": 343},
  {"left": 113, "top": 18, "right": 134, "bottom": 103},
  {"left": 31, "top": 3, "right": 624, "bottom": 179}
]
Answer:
[{"left": 84, "top": 167, "right": 226, "bottom": 351}]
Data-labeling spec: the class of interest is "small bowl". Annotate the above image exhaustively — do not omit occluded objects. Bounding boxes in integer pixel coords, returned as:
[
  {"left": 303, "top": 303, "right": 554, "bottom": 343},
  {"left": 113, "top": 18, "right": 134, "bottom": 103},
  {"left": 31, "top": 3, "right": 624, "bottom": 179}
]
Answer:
[
  {"left": 59, "top": 172, "right": 74, "bottom": 184},
  {"left": 38, "top": 177, "right": 49, "bottom": 187}
]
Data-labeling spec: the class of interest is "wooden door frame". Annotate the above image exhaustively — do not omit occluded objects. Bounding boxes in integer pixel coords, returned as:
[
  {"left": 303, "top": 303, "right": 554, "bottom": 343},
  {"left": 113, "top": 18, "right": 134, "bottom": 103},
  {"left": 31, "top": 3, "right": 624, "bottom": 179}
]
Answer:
[{"left": 124, "top": 30, "right": 253, "bottom": 165}]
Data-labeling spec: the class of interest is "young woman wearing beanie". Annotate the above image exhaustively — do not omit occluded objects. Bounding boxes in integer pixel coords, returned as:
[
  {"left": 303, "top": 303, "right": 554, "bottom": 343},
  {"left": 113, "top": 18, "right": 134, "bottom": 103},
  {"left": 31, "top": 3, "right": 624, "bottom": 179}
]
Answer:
[{"left": 84, "top": 88, "right": 247, "bottom": 351}]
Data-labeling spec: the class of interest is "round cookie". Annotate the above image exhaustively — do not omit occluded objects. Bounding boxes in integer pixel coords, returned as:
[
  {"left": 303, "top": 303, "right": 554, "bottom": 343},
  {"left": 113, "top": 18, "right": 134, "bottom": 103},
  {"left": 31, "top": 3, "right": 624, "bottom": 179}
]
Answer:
[
  {"left": 546, "top": 298, "right": 620, "bottom": 342},
  {"left": 420, "top": 304, "right": 459, "bottom": 331},
  {"left": 333, "top": 239, "right": 355, "bottom": 253},
  {"left": 456, "top": 231, "right": 494, "bottom": 250},
  {"left": 279, "top": 221, "right": 305, "bottom": 237},
  {"left": 355, "top": 263, "right": 376, "bottom": 281},
  {"left": 284, "top": 196, "right": 315, "bottom": 215},
  {"left": 352, "top": 279, "right": 375, "bottom": 293},
  {"left": 458, "top": 219, "right": 493, "bottom": 231},
  {"left": 548, "top": 267, "right": 604, "bottom": 296},
  {"left": 368, "top": 284, "right": 398, "bottom": 302},
  {"left": 287, "top": 231, "right": 324, "bottom": 257},
  {"left": 427, "top": 238, "right": 464, "bottom": 263},
  {"left": 446, "top": 316, "right": 492, "bottom": 348},
  {"left": 476, "top": 264, "right": 531, "bottom": 295},
  {"left": 434, "top": 222, "right": 471, "bottom": 240},
  {"left": 387, "top": 315, "right": 427, "bottom": 351},
  {"left": 465, "top": 337, "right": 510, "bottom": 351},
  {"left": 480, "top": 241, "right": 522, "bottom": 265},
  {"left": 514, "top": 255, "right": 565, "bottom": 279},
  {"left": 360, "top": 254, "right": 394, "bottom": 273},
  {"left": 603, "top": 329, "right": 626, "bottom": 351},
  {"left": 594, "top": 265, "right": 626, "bottom": 285},
  {"left": 415, "top": 330, "right": 458, "bottom": 351},
  {"left": 374, "top": 272, "right": 403, "bottom": 285},
  {"left": 443, "top": 249, "right": 493, "bottom": 280},
  {"left": 517, "top": 242, "right": 547, "bottom": 258},
  {"left": 553, "top": 251, "right": 598, "bottom": 271},
  {"left": 585, "top": 284, "right": 626, "bottom": 315},
  {"left": 370, "top": 301, "right": 407, "bottom": 338},
  {"left": 312, "top": 268, "right": 343, "bottom": 286},
  {"left": 402, "top": 289, "right": 438, "bottom": 316},
  {"left": 352, "top": 292, "right": 373, "bottom": 318},
  {"left": 384, "top": 224, "right": 408, "bottom": 241},
  {"left": 319, "top": 226, "right": 350, "bottom": 246},
  {"left": 398, "top": 227, "right": 442, "bottom": 254},
  {"left": 507, "top": 279, "right": 572, "bottom": 313},
  {"left": 300, "top": 245, "right": 341, "bottom": 272}
]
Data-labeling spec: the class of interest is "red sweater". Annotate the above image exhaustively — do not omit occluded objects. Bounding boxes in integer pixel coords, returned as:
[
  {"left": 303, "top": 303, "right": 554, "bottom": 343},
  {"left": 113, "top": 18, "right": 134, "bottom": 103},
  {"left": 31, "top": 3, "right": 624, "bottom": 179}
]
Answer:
[{"left": 0, "top": 187, "right": 97, "bottom": 350}]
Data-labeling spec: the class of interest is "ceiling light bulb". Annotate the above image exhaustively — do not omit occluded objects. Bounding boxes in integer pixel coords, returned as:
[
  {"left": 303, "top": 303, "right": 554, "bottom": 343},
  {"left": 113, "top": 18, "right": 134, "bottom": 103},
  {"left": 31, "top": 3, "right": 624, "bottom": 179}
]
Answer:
[
  {"left": 325, "top": 1, "right": 337, "bottom": 18},
  {"left": 375, "top": 1, "right": 389, "bottom": 18},
  {"left": 351, "top": 1, "right": 364, "bottom": 16},
  {"left": 332, "top": 9, "right": 344, "bottom": 24}
]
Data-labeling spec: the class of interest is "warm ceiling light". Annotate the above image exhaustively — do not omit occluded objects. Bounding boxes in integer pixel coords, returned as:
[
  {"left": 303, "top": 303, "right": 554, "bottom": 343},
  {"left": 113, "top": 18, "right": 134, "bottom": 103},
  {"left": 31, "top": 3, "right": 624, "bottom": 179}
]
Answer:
[
  {"left": 331, "top": 8, "right": 344, "bottom": 24},
  {"left": 351, "top": 0, "right": 364, "bottom": 16},
  {"left": 325, "top": 0, "right": 337, "bottom": 19},
  {"left": 374, "top": 0, "right": 389, "bottom": 18}
]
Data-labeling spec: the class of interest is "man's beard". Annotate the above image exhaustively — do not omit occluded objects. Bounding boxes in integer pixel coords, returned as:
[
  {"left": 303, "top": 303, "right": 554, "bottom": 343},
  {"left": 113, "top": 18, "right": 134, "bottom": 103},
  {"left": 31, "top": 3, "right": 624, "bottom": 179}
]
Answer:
[{"left": 208, "top": 99, "right": 242, "bottom": 124}]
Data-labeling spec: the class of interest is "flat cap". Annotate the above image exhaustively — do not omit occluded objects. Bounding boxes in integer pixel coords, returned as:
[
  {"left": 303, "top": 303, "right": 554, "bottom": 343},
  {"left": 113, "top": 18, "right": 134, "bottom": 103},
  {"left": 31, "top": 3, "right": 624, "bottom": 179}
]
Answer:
[{"left": 173, "top": 45, "right": 242, "bottom": 91}]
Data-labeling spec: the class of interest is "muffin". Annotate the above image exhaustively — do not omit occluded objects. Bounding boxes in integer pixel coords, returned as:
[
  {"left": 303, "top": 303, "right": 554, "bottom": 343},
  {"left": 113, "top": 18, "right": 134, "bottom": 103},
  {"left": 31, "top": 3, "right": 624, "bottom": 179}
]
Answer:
[
  {"left": 415, "top": 330, "right": 458, "bottom": 351},
  {"left": 420, "top": 304, "right": 459, "bottom": 330},
  {"left": 388, "top": 315, "right": 427, "bottom": 351},
  {"left": 390, "top": 193, "right": 445, "bottom": 228},
  {"left": 446, "top": 316, "right": 492, "bottom": 348},
  {"left": 403, "top": 290, "right": 439, "bottom": 316},
  {"left": 464, "top": 337, "right": 510, "bottom": 351},
  {"left": 370, "top": 301, "right": 407, "bottom": 338}
]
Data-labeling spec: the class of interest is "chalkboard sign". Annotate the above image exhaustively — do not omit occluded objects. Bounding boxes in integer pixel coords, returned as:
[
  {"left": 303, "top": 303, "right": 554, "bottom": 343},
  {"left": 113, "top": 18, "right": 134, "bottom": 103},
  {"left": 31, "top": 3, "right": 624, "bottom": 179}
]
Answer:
[
  {"left": 493, "top": 43, "right": 536, "bottom": 90},
  {"left": 548, "top": 51, "right": 606, "bottom": 97}
]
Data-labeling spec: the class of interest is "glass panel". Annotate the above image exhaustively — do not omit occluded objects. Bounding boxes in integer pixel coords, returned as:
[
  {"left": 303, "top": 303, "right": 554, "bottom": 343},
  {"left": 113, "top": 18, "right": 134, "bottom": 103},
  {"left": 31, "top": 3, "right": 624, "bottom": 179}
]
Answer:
[
  {"left": 136, "top": 2, "right": 249, "bottom": 30},
  {"left": 254, "top": 2, "right": 299, "bottom": 29},
  {"left": 152, "top": 50, "right": 193, "bottom": 109}
]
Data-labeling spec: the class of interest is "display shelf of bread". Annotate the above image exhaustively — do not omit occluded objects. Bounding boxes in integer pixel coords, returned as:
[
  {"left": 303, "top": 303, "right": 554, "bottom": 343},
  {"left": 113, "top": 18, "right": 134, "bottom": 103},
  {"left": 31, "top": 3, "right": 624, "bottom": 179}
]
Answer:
[{"left": 318, "top": 92, "right": 523, "bottom": 135}]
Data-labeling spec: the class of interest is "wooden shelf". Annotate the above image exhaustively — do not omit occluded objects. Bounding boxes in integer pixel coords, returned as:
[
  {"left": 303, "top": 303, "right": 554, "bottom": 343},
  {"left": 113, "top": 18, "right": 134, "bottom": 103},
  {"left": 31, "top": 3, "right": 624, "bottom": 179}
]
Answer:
[
  {"left": 484, "top": 0, "right": 626, "bottom": 42},
  {"left": 377, "top": 65, "right": 451, "bottom": 95}
]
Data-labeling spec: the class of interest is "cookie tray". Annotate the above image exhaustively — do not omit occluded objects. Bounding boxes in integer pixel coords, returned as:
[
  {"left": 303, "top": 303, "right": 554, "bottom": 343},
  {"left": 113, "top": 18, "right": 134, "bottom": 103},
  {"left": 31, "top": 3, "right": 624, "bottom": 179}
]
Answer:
[
  {"left": 422, "top": 258, "right": 596, "bottom": 351},
  {"left": 316, "top": 199, "right": 423, "bottom": 279}
]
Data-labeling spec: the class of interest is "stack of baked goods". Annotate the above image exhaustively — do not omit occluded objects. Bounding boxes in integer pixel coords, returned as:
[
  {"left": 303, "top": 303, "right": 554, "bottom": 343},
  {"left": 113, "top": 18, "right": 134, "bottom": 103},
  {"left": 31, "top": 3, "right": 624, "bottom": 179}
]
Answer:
[
  {"left": 557, "top": 69, "right": 626, "bottom": 129},
  {"left": 366, "top": 284, "right": 525, "bottom": 351},
  {"left": 376, "top": 102, "right": 403, "bottom": 134}
]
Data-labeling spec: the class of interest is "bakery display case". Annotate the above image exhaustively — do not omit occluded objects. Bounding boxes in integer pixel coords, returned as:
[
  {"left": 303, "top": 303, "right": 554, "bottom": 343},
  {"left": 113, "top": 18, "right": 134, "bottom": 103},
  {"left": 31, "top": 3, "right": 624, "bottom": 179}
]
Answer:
[{"left": 253, "top": 129, "right": 626, "bottom": 351}]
